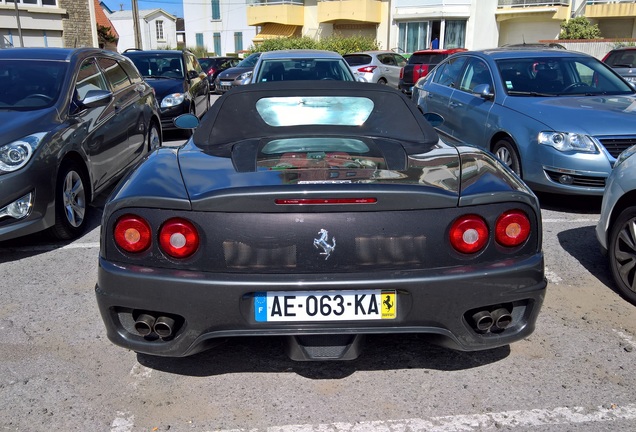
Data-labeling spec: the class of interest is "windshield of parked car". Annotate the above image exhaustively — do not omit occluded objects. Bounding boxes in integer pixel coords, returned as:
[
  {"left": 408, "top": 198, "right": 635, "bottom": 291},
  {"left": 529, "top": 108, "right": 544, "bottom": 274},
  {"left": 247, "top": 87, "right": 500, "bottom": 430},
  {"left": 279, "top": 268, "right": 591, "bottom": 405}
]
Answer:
[
  {"left": 125, "top": 54, "right": 184, "bottom": 79},
  {"left": 409, "top": 53, "right": 446, "bottom": 64},
  {"left": 236, "top": 53, "right": 260, "bottom": 68},
  {"left": 497, "top": 56, "right": 634, "bottom": 96},
  {"left": 254, "top": 59, "right": 356, "bottom": 82},
  {"left": 0, "top": 60, "right": 67, "bottom": 110},
  {"left": 604, "top": 50, "right": 636, "bottom": 68}
]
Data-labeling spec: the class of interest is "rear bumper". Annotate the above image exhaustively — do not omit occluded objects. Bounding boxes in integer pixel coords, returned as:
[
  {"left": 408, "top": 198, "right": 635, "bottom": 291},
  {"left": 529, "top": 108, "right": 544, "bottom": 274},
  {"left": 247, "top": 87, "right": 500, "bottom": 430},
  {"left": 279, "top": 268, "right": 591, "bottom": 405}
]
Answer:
[{"left": 96, "top": 253, "right": 546, "bottom": 358}]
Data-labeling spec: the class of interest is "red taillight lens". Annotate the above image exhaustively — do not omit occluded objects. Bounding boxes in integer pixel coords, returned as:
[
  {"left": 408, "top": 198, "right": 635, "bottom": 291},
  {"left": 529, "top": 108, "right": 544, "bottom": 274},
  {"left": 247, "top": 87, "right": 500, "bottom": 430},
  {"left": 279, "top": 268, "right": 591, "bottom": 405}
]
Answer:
[
  {"left": 449, "top": 215, "right": 489, "bottom": 254},
  {"left": 159, "top": 218, "right": 199, "bottom": 258},
  {"left": 495, "top": 210, "right": 531, "bottom": 247},
  {"left": 114, "top": 215, "right": 152, "bottom": 253},
  {"left": 399, "top": 67, "right": 404, "bottom": 79},
  {"left": 208, "top": 68, "right": 217, "bottom": 76},
  {"left": 358, "top": 66, "right": 377, "bottom": 73}
]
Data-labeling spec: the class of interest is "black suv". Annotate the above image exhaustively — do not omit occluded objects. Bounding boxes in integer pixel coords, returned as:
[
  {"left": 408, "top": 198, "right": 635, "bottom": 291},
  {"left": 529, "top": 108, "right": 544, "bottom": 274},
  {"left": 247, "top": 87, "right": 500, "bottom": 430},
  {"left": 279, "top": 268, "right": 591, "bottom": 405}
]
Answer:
[{"left": 124, "top": 49, "right": 210, "bottom": 135}]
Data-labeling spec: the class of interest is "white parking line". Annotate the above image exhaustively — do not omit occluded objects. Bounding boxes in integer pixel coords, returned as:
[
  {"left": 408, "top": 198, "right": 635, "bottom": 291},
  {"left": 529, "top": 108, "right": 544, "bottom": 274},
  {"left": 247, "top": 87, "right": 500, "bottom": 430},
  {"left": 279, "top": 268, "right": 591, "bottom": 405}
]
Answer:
[
  {"left": 129, "top": 362, "right": 153, "bottom": 389},
  {"left": 111, "top": 412, "right": 134, "bottom": 432},
  {"left": 545, "top": 267, "right": 562, "bottom": 284},
  {"left": 214, "top": 403, "right": 636, "bottom": 431},
  {"left": 613, "top": 329, "right": 636, "bottom": 350},
  {"left": 543, "top": 218, "right": 599, "bottom": 223}
]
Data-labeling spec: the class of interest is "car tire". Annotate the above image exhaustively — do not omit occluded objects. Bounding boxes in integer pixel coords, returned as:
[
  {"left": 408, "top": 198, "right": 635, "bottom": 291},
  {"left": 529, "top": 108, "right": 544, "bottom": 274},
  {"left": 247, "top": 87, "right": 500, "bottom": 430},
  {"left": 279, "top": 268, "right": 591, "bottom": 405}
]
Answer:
[
  {"left": 147, "top": 120, "right": 161, "bottom": 151},
  {"left": 377, "top": 78, "right": 388, "bottom": 85},
  {"left": 608, "top": 206, "right": 636, "bottom": 305},
  {"left": 493, "top": 138, "right": 522, "bottom": 177},
  {"left": 50, "top": 160, "right": 89, "bottom": 240}
]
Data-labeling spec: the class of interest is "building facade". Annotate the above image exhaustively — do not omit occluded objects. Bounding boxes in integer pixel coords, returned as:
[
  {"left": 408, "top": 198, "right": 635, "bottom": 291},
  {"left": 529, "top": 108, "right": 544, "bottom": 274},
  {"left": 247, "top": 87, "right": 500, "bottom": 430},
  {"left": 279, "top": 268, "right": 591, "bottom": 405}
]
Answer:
[
  {"left": 106, "top": 8, "right": 177, "bottom": 52},
  {"left": 184, "top": 0, "right": 256, "bottom": 56},
  {"left": 0, "top": 0, "right": 101, "bottom": 48}
]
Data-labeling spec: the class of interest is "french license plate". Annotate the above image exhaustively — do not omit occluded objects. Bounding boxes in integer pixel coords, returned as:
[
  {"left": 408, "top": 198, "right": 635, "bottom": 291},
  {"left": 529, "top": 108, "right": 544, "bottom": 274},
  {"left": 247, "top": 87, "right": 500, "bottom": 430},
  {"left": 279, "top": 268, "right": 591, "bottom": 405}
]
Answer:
[{"left": 254, "top": 290, "right": 396, "bottom": 322}]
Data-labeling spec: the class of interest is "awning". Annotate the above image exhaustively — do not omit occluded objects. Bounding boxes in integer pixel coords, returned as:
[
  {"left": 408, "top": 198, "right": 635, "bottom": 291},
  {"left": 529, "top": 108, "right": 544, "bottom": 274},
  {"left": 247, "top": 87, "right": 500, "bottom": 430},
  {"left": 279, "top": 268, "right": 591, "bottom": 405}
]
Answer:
[{"left": 253, "top": 24, "right": 298, "bottom": 43}]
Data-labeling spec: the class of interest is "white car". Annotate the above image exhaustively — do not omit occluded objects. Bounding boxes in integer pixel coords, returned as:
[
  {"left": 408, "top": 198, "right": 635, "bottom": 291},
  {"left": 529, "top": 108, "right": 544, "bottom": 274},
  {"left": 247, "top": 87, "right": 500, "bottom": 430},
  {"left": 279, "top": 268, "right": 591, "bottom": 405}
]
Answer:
[
  {"left": 596, "top": 144, "right": 636, "bottom": 305},
  {"left": 250, "top": 49, "right": 356, "bottom": 83},
  {"left": 344, "top": 51, "right": 408, "bottom": 88}
]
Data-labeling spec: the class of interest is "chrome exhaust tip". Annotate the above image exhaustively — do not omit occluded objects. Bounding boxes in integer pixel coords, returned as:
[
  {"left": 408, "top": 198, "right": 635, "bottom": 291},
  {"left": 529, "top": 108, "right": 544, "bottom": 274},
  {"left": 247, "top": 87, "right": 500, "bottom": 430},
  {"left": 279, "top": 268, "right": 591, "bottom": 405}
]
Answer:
[
  {"left": 471, "top": 310, "right": 494, "bottom": 332},
  {"left": 153, "top": 316, "right": 176, "bottom": 338},
  {"left": 134, "top": 313, "right": 156, "bottom": 337},
  {"left": 491, "top": 308, "right": 513, "bottom": 330}
]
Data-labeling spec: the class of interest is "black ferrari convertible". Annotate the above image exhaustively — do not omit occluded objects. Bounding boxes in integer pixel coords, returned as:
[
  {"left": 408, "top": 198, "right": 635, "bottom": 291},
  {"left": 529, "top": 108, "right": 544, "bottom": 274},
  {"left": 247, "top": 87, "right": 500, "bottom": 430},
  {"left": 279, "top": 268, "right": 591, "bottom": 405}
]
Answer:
[{"left": 96, "top": 81, "right": 546, "bottom": 361}]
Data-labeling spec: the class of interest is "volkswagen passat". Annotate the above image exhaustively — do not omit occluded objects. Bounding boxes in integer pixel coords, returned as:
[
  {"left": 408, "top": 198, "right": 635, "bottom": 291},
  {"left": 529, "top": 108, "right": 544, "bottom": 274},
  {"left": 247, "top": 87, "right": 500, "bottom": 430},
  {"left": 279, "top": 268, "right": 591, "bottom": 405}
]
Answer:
[{"left": 413, "top": 48, "right": 636, "bottom": 195}]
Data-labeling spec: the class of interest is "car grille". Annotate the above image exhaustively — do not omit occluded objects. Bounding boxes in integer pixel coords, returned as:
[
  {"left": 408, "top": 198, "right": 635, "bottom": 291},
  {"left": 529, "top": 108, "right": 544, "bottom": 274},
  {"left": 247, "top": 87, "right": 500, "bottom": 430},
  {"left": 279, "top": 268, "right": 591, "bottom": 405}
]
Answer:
[
  {"left": 544, "top": 170, "right": 605, "bottom": 188},
  {"left": 596, "top": 136, "right": 636, "bottom": 158}
]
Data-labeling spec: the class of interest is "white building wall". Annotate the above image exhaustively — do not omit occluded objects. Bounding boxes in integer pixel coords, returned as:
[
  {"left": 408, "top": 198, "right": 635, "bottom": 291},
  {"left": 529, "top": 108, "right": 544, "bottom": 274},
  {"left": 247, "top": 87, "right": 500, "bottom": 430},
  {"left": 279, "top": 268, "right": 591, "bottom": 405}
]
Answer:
[
  {"left": 466, "top": 0, "right": 498, "bottom": 50},
  {"left": 107, "top": 9, "right": 176, "bottom": 52},
  {"left": 184, "top": 0, "right": 256, "bottom": 55}
]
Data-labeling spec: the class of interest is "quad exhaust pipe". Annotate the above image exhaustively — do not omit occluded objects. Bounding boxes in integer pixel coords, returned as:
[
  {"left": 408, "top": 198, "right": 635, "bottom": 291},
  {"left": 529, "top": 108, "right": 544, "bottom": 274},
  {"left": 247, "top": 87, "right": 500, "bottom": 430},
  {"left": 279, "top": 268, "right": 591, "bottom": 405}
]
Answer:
[
  {"left": 134, "top": 313, "right": 176, "bottom": 338},
  {"left": 471, "top": 307, "right": 512, "bottom": 333},
  {"left": 153, "top": 316, "right": 175, "bottom": 338},
  {"left": 134, "top": 313, "right": 156, "bottom": 337}
]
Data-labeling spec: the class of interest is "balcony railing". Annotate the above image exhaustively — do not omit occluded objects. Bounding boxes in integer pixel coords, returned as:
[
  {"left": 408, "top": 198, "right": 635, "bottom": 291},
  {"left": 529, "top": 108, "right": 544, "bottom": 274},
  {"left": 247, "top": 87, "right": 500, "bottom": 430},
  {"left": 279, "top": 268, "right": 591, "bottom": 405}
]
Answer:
[
  {"left": 247, "top": 0, "right": 304, "bottom": 5},
  {"left": 498, "top": 0, "right": 569, "bottom": 6},
  {"left": 586, "top": 0, "right": 635, "bottom": 4}
]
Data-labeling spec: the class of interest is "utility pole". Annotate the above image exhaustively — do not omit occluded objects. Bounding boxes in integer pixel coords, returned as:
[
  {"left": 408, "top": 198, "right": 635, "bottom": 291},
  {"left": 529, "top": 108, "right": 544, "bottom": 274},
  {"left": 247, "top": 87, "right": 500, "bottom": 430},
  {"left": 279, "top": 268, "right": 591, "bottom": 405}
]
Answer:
[
  {"left": 14, "top": 0, "right": 24, "bottom": 47},
  {"left": 132, "top": 0, "right": 142, "bottom": 49}
]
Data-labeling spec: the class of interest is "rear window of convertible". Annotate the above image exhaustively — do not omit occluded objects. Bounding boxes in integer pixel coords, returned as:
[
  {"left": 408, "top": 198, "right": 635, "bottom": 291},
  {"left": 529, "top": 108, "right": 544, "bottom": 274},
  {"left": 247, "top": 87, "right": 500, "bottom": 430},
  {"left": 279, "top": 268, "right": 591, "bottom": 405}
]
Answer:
[{"left": 256, "top": 96, "right": 374, "bottom": 126}]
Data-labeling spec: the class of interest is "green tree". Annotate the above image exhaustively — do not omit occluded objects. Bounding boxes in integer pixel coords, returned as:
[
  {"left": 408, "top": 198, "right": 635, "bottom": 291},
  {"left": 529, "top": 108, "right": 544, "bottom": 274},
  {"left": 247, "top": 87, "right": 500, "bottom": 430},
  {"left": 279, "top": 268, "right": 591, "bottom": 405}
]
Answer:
[{"left": 559, "top": 16, "right": 601, "bottom": 40}]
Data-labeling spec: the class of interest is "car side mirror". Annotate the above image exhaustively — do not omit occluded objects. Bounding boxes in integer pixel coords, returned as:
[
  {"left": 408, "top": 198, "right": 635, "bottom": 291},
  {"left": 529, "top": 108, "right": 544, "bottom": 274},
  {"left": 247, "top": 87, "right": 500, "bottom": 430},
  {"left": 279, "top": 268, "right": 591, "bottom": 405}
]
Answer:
[
  {"left": 174, "top": 113, "right": 199, "bottom": 130},
  {"left": 472, "top": 83, "right": 494, "bottom": 100},
  {"left": 423, "top": 112, "right": 444, "bottom": 127},
  {"left": 81, "top": 89, "right": 112, "bottom": 108}
]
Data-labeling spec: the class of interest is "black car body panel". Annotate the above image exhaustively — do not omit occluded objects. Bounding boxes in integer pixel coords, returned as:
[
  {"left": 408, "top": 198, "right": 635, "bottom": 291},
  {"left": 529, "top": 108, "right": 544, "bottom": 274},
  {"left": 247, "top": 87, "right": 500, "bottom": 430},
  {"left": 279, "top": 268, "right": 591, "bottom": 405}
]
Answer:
[
  {"left": 96, "top": 81, "right": 546, "bottom": 360},
  {"left": 0, "top": 47, "right": 161, "bottom": 241}
]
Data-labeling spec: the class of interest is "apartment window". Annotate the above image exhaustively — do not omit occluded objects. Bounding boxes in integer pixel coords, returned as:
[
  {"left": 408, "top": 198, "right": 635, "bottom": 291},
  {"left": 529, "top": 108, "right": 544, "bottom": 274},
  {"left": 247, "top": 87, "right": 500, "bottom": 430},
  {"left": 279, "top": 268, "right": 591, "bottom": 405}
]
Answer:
[
  {"left": 398, "top": 22, "right": 428, "bottom": 53},
  {"left": 213, "top": 32, "right": 221, "bottom": 56},
  {"left": 444, "top": 20, "right": 466, "bottom": 49},
  {"left": 234, "top": 32, "right": 243, "bottom": 53},
  {"left": 156, "top": 20, "right": 164, "bottom": 41},
  {"left": 196, "top": 33, "right": 204, "bottom": 48},
  {"left": 211, "top": 0, "right": 221, "bottom": 20}
]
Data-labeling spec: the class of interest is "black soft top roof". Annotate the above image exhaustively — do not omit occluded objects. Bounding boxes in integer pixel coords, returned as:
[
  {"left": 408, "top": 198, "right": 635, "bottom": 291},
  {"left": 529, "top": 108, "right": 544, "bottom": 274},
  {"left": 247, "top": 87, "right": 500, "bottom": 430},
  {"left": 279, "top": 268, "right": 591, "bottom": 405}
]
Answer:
[{"left": 192, "top": 81, "right": 440, "bottom": 156}]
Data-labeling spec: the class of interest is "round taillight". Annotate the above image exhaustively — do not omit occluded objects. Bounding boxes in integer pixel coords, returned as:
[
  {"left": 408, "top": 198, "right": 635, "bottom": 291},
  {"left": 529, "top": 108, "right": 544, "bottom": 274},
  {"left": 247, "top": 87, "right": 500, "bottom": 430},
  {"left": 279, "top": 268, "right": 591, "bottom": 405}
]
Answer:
[
  {"left": 114, "top": 215, "right": 151, "bottom": 253},
  {"left": 449, "top": 215, "right": 489, "bottom": 254},
  {"left": 495, "top": 210, "right": 531, "bottom": 247},
  {"left": 159, "top": 218, "right": 199, "bottom": 258}
]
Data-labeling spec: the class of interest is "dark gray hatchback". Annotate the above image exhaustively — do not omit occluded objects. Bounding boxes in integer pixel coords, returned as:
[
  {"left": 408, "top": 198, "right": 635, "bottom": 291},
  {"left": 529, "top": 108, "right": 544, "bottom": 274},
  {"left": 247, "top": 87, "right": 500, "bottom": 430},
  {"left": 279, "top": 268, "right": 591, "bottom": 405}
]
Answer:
[{"left": 0, "top": 48, "right": 161, "bottom": 242}]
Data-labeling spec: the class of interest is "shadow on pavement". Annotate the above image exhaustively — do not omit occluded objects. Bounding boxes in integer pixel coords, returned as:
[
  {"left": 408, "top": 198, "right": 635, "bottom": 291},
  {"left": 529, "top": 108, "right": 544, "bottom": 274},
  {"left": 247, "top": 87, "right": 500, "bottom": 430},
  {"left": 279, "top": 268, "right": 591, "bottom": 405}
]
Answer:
[
  {"left": 137, "top": 334, "right": 510, "bottom": 379},
  {"left": 536, "top": 192, "right": 602, "bottom": 214}
]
